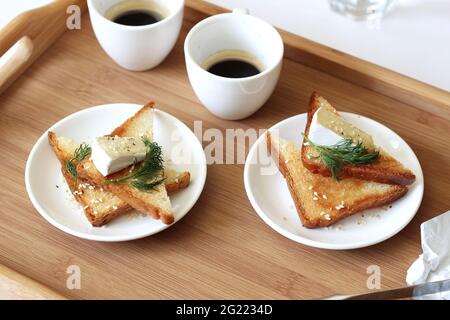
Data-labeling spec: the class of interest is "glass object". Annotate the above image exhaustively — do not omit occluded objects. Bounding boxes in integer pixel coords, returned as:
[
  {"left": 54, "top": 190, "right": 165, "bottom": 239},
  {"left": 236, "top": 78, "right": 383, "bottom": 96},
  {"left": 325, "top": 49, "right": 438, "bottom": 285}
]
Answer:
[{"left": 329, "top": 0, "right": 393, "bottom": 20}]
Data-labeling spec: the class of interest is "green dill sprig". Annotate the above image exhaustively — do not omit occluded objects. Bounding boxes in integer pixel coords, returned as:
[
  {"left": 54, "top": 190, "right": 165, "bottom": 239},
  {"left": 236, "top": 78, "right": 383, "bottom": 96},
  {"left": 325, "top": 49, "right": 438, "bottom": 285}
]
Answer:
[
  {"left": 66, "top": 143, "right": 91, "bottom": 182},
  {"left": 103, "top": 138, "right": 165, "bottom": 192},
  {"left": 302, "top": 133, "right": 379, "bottom": 180},
  {"left": 129, "top": 178, "right": 166, "bottom": 191}
]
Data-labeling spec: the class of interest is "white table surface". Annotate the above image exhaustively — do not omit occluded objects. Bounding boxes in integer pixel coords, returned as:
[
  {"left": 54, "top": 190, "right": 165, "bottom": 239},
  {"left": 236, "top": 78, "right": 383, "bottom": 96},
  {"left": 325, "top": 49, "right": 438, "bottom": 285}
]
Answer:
[{"left": 0, "top": 0, "right": 449, "bottom": 92}]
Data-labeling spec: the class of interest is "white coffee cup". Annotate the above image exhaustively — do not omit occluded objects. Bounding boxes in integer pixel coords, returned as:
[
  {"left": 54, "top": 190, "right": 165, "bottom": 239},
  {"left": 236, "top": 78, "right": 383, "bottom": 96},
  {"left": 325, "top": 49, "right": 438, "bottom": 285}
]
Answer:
[
  {"left": 88, "top": 0, "right": 184, "bottom": 71},
  {"left": 184, "top": 9, "right": 283, "bottom": 120}
]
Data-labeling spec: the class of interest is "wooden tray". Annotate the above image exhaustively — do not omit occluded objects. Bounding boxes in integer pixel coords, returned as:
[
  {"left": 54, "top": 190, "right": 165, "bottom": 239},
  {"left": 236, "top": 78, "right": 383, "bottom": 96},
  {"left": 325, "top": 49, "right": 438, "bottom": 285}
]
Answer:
[{"left": 0, "top": 0, "right": 449, "bottom": 299}]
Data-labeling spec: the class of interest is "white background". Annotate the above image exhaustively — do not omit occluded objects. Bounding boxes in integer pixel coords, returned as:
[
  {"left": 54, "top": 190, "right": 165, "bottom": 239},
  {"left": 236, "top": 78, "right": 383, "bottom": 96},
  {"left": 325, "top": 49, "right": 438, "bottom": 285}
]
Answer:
[{"left": 1, "top": 0, "right": 449, "bottom": 92}]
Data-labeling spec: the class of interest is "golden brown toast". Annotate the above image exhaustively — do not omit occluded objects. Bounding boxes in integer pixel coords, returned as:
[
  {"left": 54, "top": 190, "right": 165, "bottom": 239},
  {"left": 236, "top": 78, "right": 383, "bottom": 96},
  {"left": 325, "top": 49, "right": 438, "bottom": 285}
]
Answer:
[
  {"left": 49, "top": 132, "right": 190, "bottom": 226},
  {"left": 267, "top": 132, "right": 408, "bottom": 228},
  {"left": 301, "top": 93, "right": 416, "bottom": 185},
  {"left": 161, "top": 168, "right": 191, "bottom": 194},
  {"left": 48, "top": 131, "right": 131, "bottom": 226},
  {"left": 77, "top": 103, "right": 178, "bottom": 225}
]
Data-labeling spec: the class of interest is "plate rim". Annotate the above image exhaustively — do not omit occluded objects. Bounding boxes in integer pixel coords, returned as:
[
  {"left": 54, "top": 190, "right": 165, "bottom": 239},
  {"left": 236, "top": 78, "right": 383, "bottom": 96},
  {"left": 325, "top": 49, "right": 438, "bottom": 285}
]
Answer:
[
  {"left": 244, "top": 112, "right": 424, "bottom": 250},
  {"left": 25, "top": 103, "right": 207, "bottom": 242}
]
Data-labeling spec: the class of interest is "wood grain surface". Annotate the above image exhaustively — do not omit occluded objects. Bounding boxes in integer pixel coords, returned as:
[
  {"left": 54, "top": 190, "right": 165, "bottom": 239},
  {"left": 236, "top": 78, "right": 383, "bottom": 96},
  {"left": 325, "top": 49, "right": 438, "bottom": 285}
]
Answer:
[
  {"left": 0, "top": 0, "right": 87, "bottom": 95},
  {"left": 0, "top": 264, "right": 65, "bottom": 300},
  {"left": 0, "top": 1, "right": 449, "bottom": 299}
]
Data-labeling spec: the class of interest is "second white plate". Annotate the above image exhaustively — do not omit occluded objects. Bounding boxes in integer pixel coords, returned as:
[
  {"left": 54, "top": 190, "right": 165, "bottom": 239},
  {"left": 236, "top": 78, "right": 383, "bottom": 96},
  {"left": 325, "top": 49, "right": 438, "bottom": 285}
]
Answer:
[
  {"left": 25, "top": 104, "right": 207, "bottom": 242},
  {"left": 244, "top": 113, "right": 424, "bottom": 250}
]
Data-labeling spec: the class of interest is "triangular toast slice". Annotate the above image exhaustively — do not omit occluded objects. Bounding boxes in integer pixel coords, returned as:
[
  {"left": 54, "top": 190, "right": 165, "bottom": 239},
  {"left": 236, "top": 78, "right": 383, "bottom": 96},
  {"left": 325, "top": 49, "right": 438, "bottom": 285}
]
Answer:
[
  {"left": 49, "top": 131, "right": 131, "bottom": 226},
  {"left": 78, "top": 160, "right": 190, "bottom": 196},
  {"left": 49, "top": 132, "right": 190, "bottom": 226},
  {"left": 77, "top": 103, "right": 177, "bottom": 224},
  {"left": 267, "top": 132, "right": 408, "bottom": 228},
  {"left": 301, "top": 93, "right": 416, "bottom": 185}
]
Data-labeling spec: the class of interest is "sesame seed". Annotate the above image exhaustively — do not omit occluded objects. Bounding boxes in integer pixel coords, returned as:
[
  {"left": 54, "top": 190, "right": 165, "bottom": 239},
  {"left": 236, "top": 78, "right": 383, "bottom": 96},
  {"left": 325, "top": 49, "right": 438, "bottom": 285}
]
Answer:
[
  {"left": 324, "top": 214, "right": 331, "bottom": 221},
  {"left": 112, "top": 205, "right": 118, "bottom": 210},
  {"left": 313, "top": 197, "right": 319, "bottom": 201},
  {"left": 322, "top": 194, "right": 327, "bottom": 199},
  {"left": 308, "top": 186, "right": 313, "bottom": 190},
  {"left": 313, "top": 191, "right": 318, "bottom": 197}
]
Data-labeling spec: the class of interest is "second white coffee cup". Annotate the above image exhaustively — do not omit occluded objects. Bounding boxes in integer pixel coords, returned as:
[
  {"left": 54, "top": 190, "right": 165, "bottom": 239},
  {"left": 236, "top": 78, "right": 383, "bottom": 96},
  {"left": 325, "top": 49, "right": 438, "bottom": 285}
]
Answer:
[{"left": 184, "top": 9, "right": 284, "bottom": 120}]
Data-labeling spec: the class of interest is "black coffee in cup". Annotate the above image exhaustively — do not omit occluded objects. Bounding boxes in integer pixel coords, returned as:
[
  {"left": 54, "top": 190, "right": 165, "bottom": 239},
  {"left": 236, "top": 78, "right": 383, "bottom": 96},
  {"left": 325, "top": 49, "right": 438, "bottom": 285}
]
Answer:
[
  {"left": 207, "top": 60, "right": 260, "bottom": 78},
  {"left": 113, "top": 10, "right": 163, "bottom": 26},
  {"left": 202, "top": 50, "right": 264, "bottom": 79},
  {"left": 105, "top": 0, "right": 169, "bottom": 26}
]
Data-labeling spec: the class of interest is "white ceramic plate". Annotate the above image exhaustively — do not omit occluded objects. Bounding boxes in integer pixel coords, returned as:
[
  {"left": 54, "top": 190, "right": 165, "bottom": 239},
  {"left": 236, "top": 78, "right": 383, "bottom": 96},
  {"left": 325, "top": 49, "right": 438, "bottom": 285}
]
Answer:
[
  {"left": 25, "top": 104, "right": 207, "bottom": 242},
  {"left": 244, "top": 113, "right": 424, "bottom": 250}
]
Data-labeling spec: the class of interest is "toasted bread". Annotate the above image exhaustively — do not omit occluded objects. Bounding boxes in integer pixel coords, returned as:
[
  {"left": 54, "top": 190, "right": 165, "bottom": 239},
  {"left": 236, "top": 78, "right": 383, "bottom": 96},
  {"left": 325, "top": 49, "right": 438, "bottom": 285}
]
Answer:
[
  {"left": 267, "top": 132, "right": 408, "bottom": 228},
  {"left": 77, "top": 159, "right": 190, "bottom": 206},
  {"left": 163, "top": 168, "right": 191, "bottom": 194},
  {"left": 77, "top": 103, "right": 177, "bottom": 224},
  {"left": 48, "top": 131, "right": 131, "bottom": 226},
  {"left": 49, "top": 132, "right": 190, "bottom": 226},
  {"left": 301, "top": 93, "right": 416, "bottom": 186}
]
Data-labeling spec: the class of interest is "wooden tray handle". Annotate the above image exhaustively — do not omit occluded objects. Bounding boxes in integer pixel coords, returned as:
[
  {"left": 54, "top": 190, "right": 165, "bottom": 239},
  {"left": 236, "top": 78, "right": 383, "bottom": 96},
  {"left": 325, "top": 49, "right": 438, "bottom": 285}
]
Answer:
[{"left": 0, "top": 0, "right": 87, "bottom": 95}]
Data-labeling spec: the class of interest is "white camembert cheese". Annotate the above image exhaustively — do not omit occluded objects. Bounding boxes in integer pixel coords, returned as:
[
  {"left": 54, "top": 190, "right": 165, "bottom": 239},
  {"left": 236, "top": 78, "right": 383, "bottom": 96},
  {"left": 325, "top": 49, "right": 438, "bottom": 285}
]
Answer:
[
  {"left": 308, "top": 107, "right": 342, "bottom": 146},
  {"left": 307, "top": 105, "right": 375, "bottom": 152},
  {"left": 91, "top": 136, "right": 147, "bottom": 176}
]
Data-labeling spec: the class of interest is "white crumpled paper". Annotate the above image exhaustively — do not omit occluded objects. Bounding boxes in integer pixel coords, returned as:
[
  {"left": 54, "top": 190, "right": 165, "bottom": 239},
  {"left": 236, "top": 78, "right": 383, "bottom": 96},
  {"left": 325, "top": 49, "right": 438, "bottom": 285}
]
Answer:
[{"left": 406, "top": 210, "right": 450, "bottom": 300}]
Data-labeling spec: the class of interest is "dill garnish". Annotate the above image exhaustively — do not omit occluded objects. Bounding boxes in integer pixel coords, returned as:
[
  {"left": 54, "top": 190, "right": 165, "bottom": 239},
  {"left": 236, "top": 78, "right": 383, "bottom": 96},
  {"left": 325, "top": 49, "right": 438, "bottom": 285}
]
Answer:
[
  {"left": 103, "top": 138, "right": 165, "bottom": 192},
  {"left": 66, "top": 143, "right": 91, "bottom": 182},
  {"left": 129, "top": 178, "right": 166, "bottom": 191},
  {"left": 303, "top": 133, "right": 379, "bottom": 180}
]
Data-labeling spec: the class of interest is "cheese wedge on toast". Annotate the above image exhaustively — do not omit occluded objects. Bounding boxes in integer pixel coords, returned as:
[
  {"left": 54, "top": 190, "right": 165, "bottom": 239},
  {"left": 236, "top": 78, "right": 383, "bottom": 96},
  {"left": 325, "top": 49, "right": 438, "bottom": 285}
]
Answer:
[
  {"left": 77, "top": 103, "right": 183, "bottom": 225},
  {"left": 301, "top": 93, "right": 415, "bottom": 185}
]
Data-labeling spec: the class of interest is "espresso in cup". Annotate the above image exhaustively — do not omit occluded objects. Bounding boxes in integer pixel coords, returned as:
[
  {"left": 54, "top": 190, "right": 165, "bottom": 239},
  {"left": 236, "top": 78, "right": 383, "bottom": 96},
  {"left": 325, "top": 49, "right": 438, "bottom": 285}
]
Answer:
[
  {"left": 88, "top": 0, "right": 184, "bottom": 71},
  {"left": 202, "top": 50, "right": 264, "bottom": 79},
  {"left": 105, "top": 0, "right": 170, "bottom": 26},
  {"left": 184, "top": 9, "right": 284, "bottom": 120}
]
